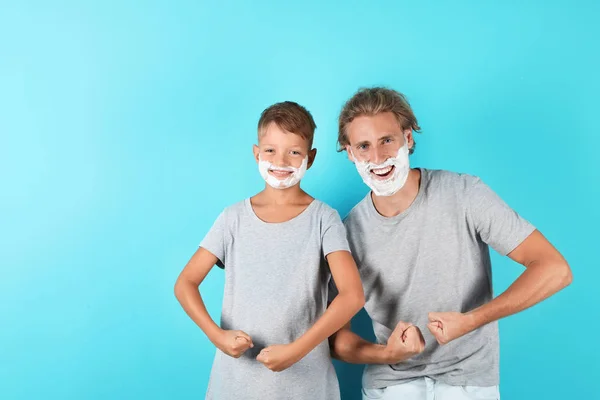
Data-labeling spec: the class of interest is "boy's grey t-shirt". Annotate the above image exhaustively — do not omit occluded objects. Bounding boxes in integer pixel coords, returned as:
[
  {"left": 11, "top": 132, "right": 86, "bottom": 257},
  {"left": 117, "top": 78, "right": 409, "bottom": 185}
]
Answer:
[
  {"left": 200, "top": 199, "right": 350, "bottom": 400},
  {"left": 344, "top": 168, "right": 535, "bottom": 389}
]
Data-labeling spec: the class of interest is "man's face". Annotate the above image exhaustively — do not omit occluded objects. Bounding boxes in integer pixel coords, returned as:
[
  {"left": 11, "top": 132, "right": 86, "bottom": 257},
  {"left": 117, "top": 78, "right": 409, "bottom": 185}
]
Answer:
[
  {"left": 253, "top": 122, "right": 315, "bottom": 181},
  {"left": 345, "top": 112, "right": 413, "bottom": 182}
]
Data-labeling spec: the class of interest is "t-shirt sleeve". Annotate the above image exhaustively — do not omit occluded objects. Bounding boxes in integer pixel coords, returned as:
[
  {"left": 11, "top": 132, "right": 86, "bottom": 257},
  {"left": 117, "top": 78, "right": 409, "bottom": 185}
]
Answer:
[
  {"left": 322, "top": 209, "right": 351, "bottom": 257},
  {"left": 199, "top": 210, "right": 227, "bottom": 268},
  {"left": 466, "top": 177, "right": 536, "bottom": 256}
]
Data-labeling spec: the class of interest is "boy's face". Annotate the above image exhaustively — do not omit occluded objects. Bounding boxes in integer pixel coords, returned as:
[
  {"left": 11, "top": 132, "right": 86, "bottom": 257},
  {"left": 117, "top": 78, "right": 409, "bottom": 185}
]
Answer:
[
  {"left": 253, "top": 122, "right": 317, "bottom": 180},
  {"left": 345, "top": 112, "right": 413, "bottom": 178}
]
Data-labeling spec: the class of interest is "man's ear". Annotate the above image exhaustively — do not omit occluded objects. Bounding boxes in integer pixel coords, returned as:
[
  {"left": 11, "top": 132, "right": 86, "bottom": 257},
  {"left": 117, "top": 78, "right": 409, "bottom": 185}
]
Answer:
[
  {"left": 253, "top": 144, "right": 260, "bottom": 164},
  {"left": 346, "top": 145, "right": 355, "bottom": 162},
  {"left": 307, "top": 148, "right": 317, "bottom": 169},
  {"left": 404, "top": 130, "right": 414, "bottom": 151}
]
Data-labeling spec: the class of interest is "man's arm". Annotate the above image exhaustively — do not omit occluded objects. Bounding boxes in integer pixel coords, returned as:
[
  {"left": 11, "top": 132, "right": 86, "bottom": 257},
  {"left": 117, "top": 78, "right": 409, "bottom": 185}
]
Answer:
[
  {"left": 428, "top": 230, "right": 572, "bottom": 344},
  {"left": 330, "top": 320, "right": 425, "bottom": 364}
]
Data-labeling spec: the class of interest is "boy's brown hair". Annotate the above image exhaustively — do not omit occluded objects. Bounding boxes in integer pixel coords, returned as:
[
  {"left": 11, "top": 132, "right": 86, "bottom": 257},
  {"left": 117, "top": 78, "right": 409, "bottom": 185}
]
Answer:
[
  {"left": 337, "top": 87, "right": 421, "bottom": 154},
  {"left": 258, "top": 101, "right": 316, "bottom": 148}
]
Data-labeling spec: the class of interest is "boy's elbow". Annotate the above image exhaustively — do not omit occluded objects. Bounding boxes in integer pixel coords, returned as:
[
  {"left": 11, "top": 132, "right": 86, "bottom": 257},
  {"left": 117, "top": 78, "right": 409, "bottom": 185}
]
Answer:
[
  {"left": 173, "top": 276, "right": 187, "bottom": 301},
  {"left": 342, "top": 287, "right": 365, "bottom": 314},
  {"left": 354, "top": 289, "right": 366, "bottom": 311},
  {"left": 174, "top": 279, "right": 182, "bottom": 300}
]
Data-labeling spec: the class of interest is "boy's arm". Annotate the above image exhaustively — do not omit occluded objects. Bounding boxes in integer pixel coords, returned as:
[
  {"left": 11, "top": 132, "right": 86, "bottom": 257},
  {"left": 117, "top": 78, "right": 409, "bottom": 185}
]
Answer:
[
  {"left": 175, "top": 247, "right": 253, "bottom": 357},
  {"left": 258, "top": 251, "right": 425, "bottom": 371},
  {"left": 257, "top": 250, "right": 364, "bottom": 371},
  {"left": 295, "top": 250, "right": 365, "bottom": 352}
]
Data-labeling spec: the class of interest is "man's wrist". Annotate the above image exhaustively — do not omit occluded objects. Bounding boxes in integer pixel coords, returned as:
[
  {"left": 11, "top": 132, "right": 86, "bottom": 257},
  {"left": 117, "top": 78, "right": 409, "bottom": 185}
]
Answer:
[
  {"left": 377, "top": 344, "right": 395, "bottom": 364},
  {"left": 464, "top": 309, "right": 484, "bottom": 333}
]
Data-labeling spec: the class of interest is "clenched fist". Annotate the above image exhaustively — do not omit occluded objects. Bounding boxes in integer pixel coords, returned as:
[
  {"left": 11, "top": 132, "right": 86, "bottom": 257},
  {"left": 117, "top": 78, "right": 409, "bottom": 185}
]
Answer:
[
  {"left": 384, "top": 321, "right": 426, "bottom": 364},
  {"left": 256, "top": 343, "right": 303, "bottom": 372},
  {"left": 427, "top": 312, "right": 476, "bottom": 345},
  {"left": 217, "top": 330, "right": 254, "bottom": 358}
]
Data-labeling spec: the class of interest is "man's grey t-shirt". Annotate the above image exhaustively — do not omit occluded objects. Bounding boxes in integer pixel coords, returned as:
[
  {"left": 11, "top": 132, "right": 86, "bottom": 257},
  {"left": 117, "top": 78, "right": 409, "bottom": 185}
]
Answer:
[
  {"left": 200, "top": 199, "right": 350, "bottom": 400},
  {"left": 344, "top": 168, "right": 535, "bottom": 389}
]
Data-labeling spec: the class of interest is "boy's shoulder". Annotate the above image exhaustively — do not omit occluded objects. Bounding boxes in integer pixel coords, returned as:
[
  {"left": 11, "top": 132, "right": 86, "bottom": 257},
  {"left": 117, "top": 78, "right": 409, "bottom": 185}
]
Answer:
[
  {"left": 310, "top": 198, "right": 337, "bottom": 215},
  {"left": 221, "top": 199, "right": 247, "bottom": 215},
  {"left": 212, "top": 199, "right": 248, "bottom": 226}
]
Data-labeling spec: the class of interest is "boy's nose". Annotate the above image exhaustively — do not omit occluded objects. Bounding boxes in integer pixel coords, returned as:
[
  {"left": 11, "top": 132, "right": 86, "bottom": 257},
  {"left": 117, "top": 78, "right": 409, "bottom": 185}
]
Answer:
[{"left": 273, "top": 153, "right": 288, "bottom": 167}]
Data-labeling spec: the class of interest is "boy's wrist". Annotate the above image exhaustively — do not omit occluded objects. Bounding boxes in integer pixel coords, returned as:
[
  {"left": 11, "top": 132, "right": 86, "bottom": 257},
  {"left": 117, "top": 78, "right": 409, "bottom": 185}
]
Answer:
[
  {"left": 290, "top": 337, "right": 312, "bottom": 359},
  {"left": 207, "top": 326, "right": 226, "bottom": 348}
]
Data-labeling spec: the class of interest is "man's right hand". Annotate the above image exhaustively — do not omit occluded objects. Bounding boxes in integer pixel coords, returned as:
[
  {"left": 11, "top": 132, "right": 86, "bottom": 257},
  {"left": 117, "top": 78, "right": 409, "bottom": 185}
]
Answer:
[
  {"left": 384, "top": 321, "right": 425, "bottom": 364},
  {"left": 217, "top": 330, "right": 254, "bottom": 358}
]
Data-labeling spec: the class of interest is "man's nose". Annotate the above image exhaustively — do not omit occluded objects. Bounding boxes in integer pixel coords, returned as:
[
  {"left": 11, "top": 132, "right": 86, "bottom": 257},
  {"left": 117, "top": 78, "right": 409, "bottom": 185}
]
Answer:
[{"left": 373, "top": 146, "right": 389, "bottom": 165}]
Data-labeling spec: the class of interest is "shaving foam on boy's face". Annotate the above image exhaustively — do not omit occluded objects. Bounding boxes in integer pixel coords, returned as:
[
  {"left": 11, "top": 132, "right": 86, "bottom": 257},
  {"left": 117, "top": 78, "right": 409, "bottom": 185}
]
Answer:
[
  {"left": 258, "top": 156, "right": 308, "bottom": 189},
  {"left": 256, "top": 123, "right": 311, "bottom": 190}
]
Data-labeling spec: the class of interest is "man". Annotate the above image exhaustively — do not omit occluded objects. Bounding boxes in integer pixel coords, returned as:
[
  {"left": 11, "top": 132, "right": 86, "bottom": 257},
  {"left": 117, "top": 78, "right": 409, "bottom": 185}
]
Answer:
[{"left": 330, "top": 87, "right": 572, "bottom": 400}]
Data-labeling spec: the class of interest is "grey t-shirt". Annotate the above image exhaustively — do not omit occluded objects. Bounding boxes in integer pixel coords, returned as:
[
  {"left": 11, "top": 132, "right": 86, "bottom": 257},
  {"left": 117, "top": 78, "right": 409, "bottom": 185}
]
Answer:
[
  {"left": 200, "top": 198, "right": 350, "bottom": 400},
  {"left": 343, "top": 168, "right": 535, "bottom": 389}
]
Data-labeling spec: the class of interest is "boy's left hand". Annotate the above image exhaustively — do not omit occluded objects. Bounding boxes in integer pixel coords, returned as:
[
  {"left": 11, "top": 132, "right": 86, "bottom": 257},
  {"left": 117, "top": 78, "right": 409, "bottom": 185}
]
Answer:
[
  {"left": 256, "top": 343, "right": 303, "bottom": 372},
  {"left": 427, "top": 311, "right": 477, "bottom": 345}
]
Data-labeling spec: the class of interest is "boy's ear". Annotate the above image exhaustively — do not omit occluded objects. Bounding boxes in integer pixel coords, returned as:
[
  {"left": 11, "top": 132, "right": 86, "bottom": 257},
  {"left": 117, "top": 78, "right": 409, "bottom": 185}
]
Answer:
[
  {"left": 253, "top": 145, "right": 260, "bottom": 163},
  {"left": 307, "top": 148, "right": 317, "bottom": 169}
]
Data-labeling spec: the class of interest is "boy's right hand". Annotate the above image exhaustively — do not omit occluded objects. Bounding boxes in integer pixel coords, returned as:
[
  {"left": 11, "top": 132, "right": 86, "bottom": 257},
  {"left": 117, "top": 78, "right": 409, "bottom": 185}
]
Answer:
[
  {"left": 384, "top": 321, "right": 425, "bottom": 364},
  {"left": 217, "top": 330, "right": 254, "bottom": 358}
]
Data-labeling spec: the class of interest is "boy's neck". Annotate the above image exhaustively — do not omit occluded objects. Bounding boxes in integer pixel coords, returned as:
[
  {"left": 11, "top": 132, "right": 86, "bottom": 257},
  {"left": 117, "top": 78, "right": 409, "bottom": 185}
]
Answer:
[
  {"left": 257, "top": 184, "right": 310, "bottom": 205},
  {"left": 371, "top": 168, "right": 421, "bottom": 217}
]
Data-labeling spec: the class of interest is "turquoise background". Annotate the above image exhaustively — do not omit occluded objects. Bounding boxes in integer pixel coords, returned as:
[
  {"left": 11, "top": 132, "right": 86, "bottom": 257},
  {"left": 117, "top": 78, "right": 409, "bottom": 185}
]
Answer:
[{"left": 1, "top": 1, "right": 597, "bottom": 399}]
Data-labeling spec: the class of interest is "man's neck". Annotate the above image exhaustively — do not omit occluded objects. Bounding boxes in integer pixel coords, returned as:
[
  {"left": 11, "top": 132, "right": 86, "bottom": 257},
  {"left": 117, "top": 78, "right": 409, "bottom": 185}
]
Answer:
[{"left": 371, "top": 168, "right": 422, "bottom": 217}]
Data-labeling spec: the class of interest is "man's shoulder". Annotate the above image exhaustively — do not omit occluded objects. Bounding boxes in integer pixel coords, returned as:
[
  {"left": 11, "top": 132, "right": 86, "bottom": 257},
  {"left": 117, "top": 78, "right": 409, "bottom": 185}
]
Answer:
[{"left": 423, "top": 168, "right": 482, "bottom": 193}]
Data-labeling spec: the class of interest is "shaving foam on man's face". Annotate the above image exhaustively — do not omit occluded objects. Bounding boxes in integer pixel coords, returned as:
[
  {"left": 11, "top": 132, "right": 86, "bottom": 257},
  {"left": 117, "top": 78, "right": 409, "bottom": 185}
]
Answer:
[
  {"left": 351, "top": 138, "right": 410, "bottom": 196},
  {"left": 346, "top": 113, "right": 412, "bottom": 197},
  {"left": 255, "top": 123, "right": 311, "bottom": 190}
]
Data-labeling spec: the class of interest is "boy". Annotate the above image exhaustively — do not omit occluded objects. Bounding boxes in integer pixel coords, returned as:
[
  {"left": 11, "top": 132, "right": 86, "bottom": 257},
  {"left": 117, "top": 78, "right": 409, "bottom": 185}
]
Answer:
[{"left": 175, "top": 101, "right": 365, "bottom": 399}]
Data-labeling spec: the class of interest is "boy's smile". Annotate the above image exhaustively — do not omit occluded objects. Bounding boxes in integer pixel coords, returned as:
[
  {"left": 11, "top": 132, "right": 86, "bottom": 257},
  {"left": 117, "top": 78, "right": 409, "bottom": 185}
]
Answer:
[{"left": 268, "top": 167, "right": 294, "bottom": 180}]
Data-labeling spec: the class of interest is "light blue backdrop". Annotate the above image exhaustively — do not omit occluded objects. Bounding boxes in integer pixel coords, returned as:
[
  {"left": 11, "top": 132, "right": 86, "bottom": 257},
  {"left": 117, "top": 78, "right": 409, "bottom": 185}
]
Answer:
[{"left": 1, "top": 1, "right": 597, "bottom": 399}]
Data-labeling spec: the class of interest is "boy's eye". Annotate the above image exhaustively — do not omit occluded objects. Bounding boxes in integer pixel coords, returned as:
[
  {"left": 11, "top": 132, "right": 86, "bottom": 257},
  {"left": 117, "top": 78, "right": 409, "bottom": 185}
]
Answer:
[
  {"left": 291, "top": 150, "right": 301, "bottom": 155},
  {"left": 264, "top": 149, "right": 274, "bottom": 153}
]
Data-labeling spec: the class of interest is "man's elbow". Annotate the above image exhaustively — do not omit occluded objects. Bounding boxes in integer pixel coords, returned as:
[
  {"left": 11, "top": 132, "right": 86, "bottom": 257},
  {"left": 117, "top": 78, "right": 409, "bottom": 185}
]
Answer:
[
  {"left": 330, "top": 330, "right": 355, "bottom": 360},
  {"left": 556, "top": 260, "right": 573, "bottom": 290}
]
